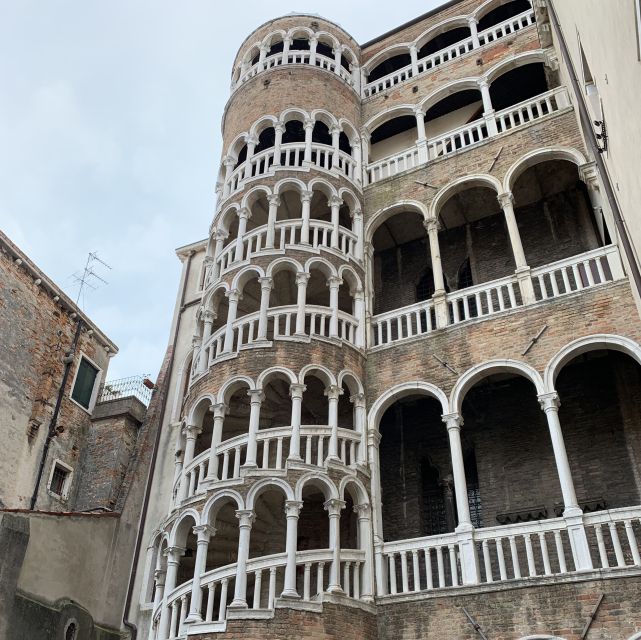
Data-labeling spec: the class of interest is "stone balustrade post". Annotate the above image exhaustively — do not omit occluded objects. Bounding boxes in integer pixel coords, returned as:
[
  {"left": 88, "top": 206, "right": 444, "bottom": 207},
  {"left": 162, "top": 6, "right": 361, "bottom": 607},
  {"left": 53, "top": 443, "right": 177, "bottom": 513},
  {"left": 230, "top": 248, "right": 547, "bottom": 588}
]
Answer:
[{"left": 288, "top": 383, "right": 306, "bottom": 461}]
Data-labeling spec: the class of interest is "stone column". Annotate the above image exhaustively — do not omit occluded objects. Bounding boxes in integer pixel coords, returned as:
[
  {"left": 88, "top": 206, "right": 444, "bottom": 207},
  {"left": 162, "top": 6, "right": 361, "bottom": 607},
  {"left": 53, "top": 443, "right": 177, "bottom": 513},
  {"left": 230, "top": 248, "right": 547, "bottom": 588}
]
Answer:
[
  {"left": 424, "top": 218, "right": 449, "bottom": 328},
  {"left": 244, "top": 390, "right": 265, "bottom": 468},
  {"left": 325, "top": 384, "right": 343, "bottom": 461},
  {"left": 289, "top": 383, "right": 306, "bottom": 461},
  {"left": 231, "top": 510, "right": 255, "bottom": 607},
  {"left": 409, "top": 44, "right": 419, "bottom": 75},
  {"left": 300, "top": 190, "right": 313, "bottom": 244},
  {"left": 328, "top": 276, "right": 343, "bottom": 337},
  {"left": 157, "top": 546, "right": 184, "bottom": 640},
  {"left": 579, "top": 162, "right": 618, "bottom": 254},
  {"left": 295, "top": 272, "right": 310, "bottom": 335},
  {"left": 360, "top": 130, "right": 370, "bottom": 185},
  {"left": 172, "top": 424, "right": 185, "bottom": 498},
  {"left": 352, "top": 140, "right": 362, "bottom": 185},
  {"left": 282, "top": 501, "right": 304, "bottom": 598},
  {"left": 353, "top": 288, "right": 365, "bottom": 348},
  {"left": 243, "top": 135, "right": 258, "bottom": 181},
  {"left": 351, "top": 393, "right": 367, "bottom": 465},
  {"left": 206, "top": 403, "right": 227, "bottom": 480},
  {"left": 198, "top": 310, "right": 215, "bottom": 373},
  {"left": 309, "top": 36, "right": 318, "bottom": 65},
  {"left": 479, "top": 80, "right": 499, "bottom": 135},
  {"left": 367, "top": 430, "right": 386, "bottom": 594},
  {"left": 303, "top": 118, "right": 315, "bottom": 165},
  {"left": 256, "top": 277, "right": 273, "bottom": 341},
  {"left": 186, "top": 525, "right": 215, "bottom": 622},
  {"left": 234, "top": 207, "right": 252, "bottom": 262},
  {"left": 468, "top": 17, "right": 480, "bottom": 48},
  {"left": 258, "top": 43, "right": 269, "bottom": 70},
  {"left": 324, "top": 499, "right": 346, "bottom": 592},
  {"left": 333, "top": 46, "right": 342, "bottom": 75},
  {"left": 353, "top": 208, "right": 364, "bottom": 261},
  {"left": 538, "top": 392, "right": 593, "bottom": 570},
  {"left": 179, "top": 423, "right": 202, "bottom": 500},
  {"left": 265, "top": 195, "right": 281, "bottom": 248},
  {"left": 329, "top": 196, "right": 343, "bottom": 249},
  {"left": 442, "top": 413, "right": 480, "bottom": 585},
  {"left": 353, "top": 504, "right": 374, "bottom": 601},
  {"left": 498, "top": 192, "right": 535, "bottom": 304},
  {"left": 223, "top": 289, "right": 241, "bottom": 353},
  {"left": 414, "top": 106, "right": 428, "bottom": 163},
  {"left": 282, "top": 38, "right": 291, "bottom": 60},
  {"left": 222, "top": 156, "right": 237, "bottom": 198},
  {"left": 212, "top": 231, "right": 227, "bottom": 282},
  {"left": 273, "top": 122, "right": 285, "bottom": 166},
  {"left": 331, "top": 125, "right": 341, "bottom": 171}
]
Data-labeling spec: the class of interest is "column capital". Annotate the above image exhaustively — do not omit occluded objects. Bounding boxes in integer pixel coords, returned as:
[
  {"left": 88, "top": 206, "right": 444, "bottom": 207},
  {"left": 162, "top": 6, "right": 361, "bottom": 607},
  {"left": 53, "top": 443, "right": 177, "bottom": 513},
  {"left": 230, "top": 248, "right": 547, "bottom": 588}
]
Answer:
[
  {"left": 413, "top": 105, "right": 425, "bottom": 117},
  {"left": 193, "top": 524, "right": 216, "bottom": 542},
  {"left": 258, "top": 276, "right": 274, "bottom": 290},
  {"left": 478, "top": 78, "right": 490, "bottom": 89},
  {"left": 350, "top": 392, "right": 366, "bottom": 407},
  {"left": 497, "top": 191, "right": 515, "bottom": 208},
  {"left": 215, "top": 229, "right": 229, "bottom": 242},
  {"left": 442, "top": 413, "right": 463, "bottom": 431},
  {"left": 324, "top": 384, "right": 344, "bottom": 400},
  {"left": 244, "top": 134, "right": 259, "bottom": 146},
  {"left": 323, "top": 498, "right": 347, "bottom": 516},
  {"left": 223, "top": 155, "right": 237, "bottom": 168},
  {"left": 154, "top": 568, "right": 167, "bottom": 583},
  {"left": 423, "top": 217, "right": 440, "bottom": 234},
  {"left": 300, "top": 190, "right": 313, "bottom": 204},
  {"left": 225, "top": 288, "right": 242, "bottom": 302},
  {"left": 351, "top": 207, "right": 362, "bottom": 219},
  {"left": 329, "top": 195, "right": 344, "bottom": 208},
  {"left": 353, "top": 503, "right": 371, "bottom": 519},
  {"left": 267, "top": 194, "right": 281, "bottom": 207},
  {"left": 237, "top": 206, "right": 252, "bottom": 220},
  {"left": 259, "top": 43, "right": 271, "bottom": 53},
  {"left": 467, "top": 15, "right": 478, "bottom": 25},
  {"left": 409, "top": 43, "right": 418, "bottom": 54},
  {"left": 289, "top": 383, "right": 307, "bottom": 399},
  {"left": 330, "top": 124, "right": 342, "bottom": 137},
  {"left": 284, "top": 500, "right": 304, "bottom": 517},
  {"left": 578, "top": 161, "right": 599, "bottom": 187},
  {"left": 327, "top": 276, "right": 343, "bottom": 289},
  {"left": 538, "top": 391, "right": 561, "bottom": 412},
  {"left": 191, "top": 334, "right": 202, "bottom": 349},
  {"left": 185, "top": 423, "right": 202, "bottom": 438},
  {"left": 203, "top": 309, "right": 216, "bottom": 324},
  {"left": 354, "top": 287, "right": 365, "bottom": 301},
  {"left": 165, "top": 546, "right": 186, "bottom": 562},
  {"left": 209, "top": 402, "right": 228, "bottom": 419},
  {"left": 295, "top": 271, "right": 311, "bottom": 286},
  {"left": 367, "top": 429, "right": 382, "bottom": 447},
  {"left": 304, "top": 117, "right": 315, "bottom": 130},
  {"left": 360, "top": 127, "right": 371, "bottom": 141},
  {"left": 235, "top": 509, "right": 256, "bottom": 527},
  {"left": 247, "top": 389, "right": 265, "bottom": 404},
  {"left": 274, "top": 121, "right": 285, "bottom": 134}
]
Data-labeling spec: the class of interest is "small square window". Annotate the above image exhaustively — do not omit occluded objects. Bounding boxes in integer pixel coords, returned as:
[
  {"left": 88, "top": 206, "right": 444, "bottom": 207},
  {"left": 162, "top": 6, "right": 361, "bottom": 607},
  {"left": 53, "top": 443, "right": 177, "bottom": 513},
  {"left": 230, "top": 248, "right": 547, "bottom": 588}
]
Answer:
[
  {"left": 49, "top": 462, "right": 72, "bottom": 498},
  {"left": 71, "top": 356, "right": 100, "bottom": 410}
]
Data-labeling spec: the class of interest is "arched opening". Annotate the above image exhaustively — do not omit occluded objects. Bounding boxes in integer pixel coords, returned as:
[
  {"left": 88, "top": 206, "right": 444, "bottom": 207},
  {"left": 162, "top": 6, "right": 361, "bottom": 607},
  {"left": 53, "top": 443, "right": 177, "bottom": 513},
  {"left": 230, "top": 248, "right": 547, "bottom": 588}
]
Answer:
[
  {"left": 258, "top": 374, "right": 293, "bottom": 465},
  {"left": 270, "top": 263, "right": 299, "bottom": 309},
  {"left": 339, "top": 488, "right": 358, "bottom": 549},
  {"left": 489, "top": 62, "right": 550, "bottom": 112},
  {"left": 512, "top": 160, "right": 606, "bottom": 291},
  {"left": 418, "top": 25, "right": 472, "bottom": 59},
  {"left": 477, "top": 0, "right": 532, "bottom": 32},
  {"left": 315, "top": 38, "right": 334, "bottom": 60},
  {"left": 276, "top": 188, "right": 303, "bottom": 222},
  {"left": 221, "top": 383, "right": 251, "bottom": 443},
  {"left": 210, "top": 289, "right": 229, "bottom": 336},
  {"left": 370, "top": 115, "right": 417, "bottom": 162},
  {"left": 312, "top": 120, "right": 332, "bottom": 146},
  {"left": 290, "top": 37, "right": 311, "bottom": 51},
  {"left": 194, "top": 409, "right": 214, "bottom": 457},
  {"left": 174, "top": 515, "right": 198, "bottom": 588},
  {"left": 235, "top": 274, "right": 262, "bottom": 321},
  {"left": 301, "top": 374, "right": 330, "bottom": 426},
  {"left": 282, "top": 119, "right": 306, "bottom": 144},
  {"left": 372, "top": 210, "right": 433, "bottom": 315},
  {"left": 368, "top": 52, "right": 412, "bottom": 83},
  {"left": 424, "top": 89, "right": 484, "bottom": 147},
  {"left": 254, "top": 126, "right": 276, "bottom": 154},
  {"left": 267, "top": 39, "right": 284, "bottom": 57},
  {"left": 306, "top": 265, "right": 331, "bottom": 308},
  {"left": 298, "top": 482, "right": 331, "bottom": 593},
  {"left": 205, "top": 500, "right": 240, "bottom": 572},
  {"left": 249, "top": 488, "right": 287, "bottom": 559}
]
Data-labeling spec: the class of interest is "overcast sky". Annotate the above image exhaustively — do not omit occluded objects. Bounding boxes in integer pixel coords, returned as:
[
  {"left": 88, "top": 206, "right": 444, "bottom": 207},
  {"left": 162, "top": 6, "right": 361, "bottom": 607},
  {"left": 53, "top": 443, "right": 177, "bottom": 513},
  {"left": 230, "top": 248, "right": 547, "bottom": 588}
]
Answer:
[{"left": 1, "top": 0, "right": 443, "bottom": 381}]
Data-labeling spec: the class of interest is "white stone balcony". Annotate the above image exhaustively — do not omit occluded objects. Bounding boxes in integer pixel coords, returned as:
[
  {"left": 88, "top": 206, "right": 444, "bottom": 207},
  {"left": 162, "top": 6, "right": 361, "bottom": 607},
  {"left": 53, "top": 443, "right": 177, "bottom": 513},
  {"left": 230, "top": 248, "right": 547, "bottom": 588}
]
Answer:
[
  {"left": 378, "top": 505, "right": 641, "bottom": 597},
  {"left": 152, "top": 548, "right": 367, "bottom": 638},
  {"left": 371, "top": 245, "right": 625, "bottom": 348},
  {"left": 363, "top": 7, "right": 536, "bottom": 98},
  {"left": 366, "top": 86, "right": 570, "bottom": 184}
]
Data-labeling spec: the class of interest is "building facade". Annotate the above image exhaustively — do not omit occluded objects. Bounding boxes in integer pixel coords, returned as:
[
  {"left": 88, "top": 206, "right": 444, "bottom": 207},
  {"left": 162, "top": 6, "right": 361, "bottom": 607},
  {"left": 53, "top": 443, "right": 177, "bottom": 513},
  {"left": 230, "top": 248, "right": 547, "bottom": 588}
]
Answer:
[{"left": 129, "top": 1, "right": 641, "bottom": 639}]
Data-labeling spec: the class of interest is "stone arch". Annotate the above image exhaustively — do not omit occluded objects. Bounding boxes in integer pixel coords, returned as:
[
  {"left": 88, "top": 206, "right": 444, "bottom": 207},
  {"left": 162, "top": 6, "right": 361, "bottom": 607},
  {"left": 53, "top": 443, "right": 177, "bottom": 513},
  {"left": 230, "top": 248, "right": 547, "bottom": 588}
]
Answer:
[
  {"left": 365, "top": 200, "right": 429, "bottom": 244},
  {"left": 260, "top": 29, "right": 287, "bottom": 49},
  {"left": 168, "top": 508, "right": 201, "bottom": 546},
  {"left": 483, "top": 49, "right": 550, "bottom": 84},
  {"left": 217, "top": 203, "right": 241, "bottom": 235},
  {"left": 414, "top": 15, "right": 471, "bottom": 52},
  {"left": 298, "top": 363, "right": 337, "bottom": 387},
  {"left": 217, "top": 375, "right": 257, "bottom": 405},
  {"left": 295, "top": 471, "right": 339, "bottom": 502},
  {"left": 249, "top": 114, "right": 279, "bottom": 139},
  {"left": 363, "top": 43, "right": 413, "bottom": 75},
  {"left": 201, "top": 489, "right": 245, "bottom": 525},
  {"left": 304, "top": 256, "right": 338, "bottom": 278},
  {"left": 502, "top": 147, "right": 588, "bottom": 193},
  {"left": 226, "top": 132, "right": 248, "bottom": 161},
  {"left": 544, "top": 334, "right": 641, "bottom": 393},
  {"left": 231, "top": 264, "right": 266, "bottom": 292},
  {"left": 418, "top": 76, "right": 482, "bottom": 115},
  {"left": 362, "top": 104, "right": 416, "bottom": 137},
  {"left": 308, "top": 176, "right": 338, "bottom": 200},
  {"left": 368, "top": 381, "right": 450, "bottom": 432},
  {"left": 280, "top": 106, "right": 310, "bottom": 125},
  {"left": 337, "top": 187, "right": 360, "bottom": 214},
  {"left": 429, "top": 174, "right": 502, "bottom": 219},
  {"left": 273, "top": 176, "right": 307, "bottom": 196},
  {"left": 241, "top": 184, "right": 272, "bottom": 210},
  {"left": 202, "top": 282, "right": 230, "bottom": 314},
  {"left": 315, "top": 30, "right": 340, "bottom": 52},
  {"left": 337, "top": 369, "right": 364, "bottom": 396},
  {"left": 311, "top": 108, "right": 339, "bottom": 130},
  {"left": 286, "top": 26, "right": 314, "bottom": 42},
  {"left": 450, "top": 359, "right": 545, "bottom": 414},
  {"left": 257, "top": 366, "right": 298, "bottom": 389},
  {"left": 339, "top": 476, "right": 370, "bottom": 505},
  {"left": 266, "top": 256, "right": 304, "bottom": 279},
  {"left": 186, "top": 394, "right": 217, "bottom": 426},
  {"left": 338, "top": 264, "right": 363, "bottom": 294},
  {"left": 246, "top": 477, "right": 295, "bottom": 510},
  {"left": 339, "top": 118, "right": 359, "bottom": 145},
  {"left": 473, "top": 0, "right": 528, "bottom": 21}
]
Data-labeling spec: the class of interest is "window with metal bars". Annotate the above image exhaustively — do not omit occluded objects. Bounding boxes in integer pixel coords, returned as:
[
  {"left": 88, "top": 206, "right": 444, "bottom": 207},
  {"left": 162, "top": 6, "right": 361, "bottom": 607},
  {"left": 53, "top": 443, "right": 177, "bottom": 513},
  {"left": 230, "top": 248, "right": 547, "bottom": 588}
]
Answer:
[{"left": 50, "top": 464, "right": 69, "bottom": 497}]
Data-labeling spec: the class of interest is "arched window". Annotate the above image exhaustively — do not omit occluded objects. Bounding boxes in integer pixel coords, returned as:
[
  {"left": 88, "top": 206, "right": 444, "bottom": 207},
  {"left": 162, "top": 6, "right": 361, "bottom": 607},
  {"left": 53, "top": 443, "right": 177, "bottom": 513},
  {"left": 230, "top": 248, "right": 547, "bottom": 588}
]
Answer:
[{"left": 416, "top": 268, "right": 435, "bottom": 301}]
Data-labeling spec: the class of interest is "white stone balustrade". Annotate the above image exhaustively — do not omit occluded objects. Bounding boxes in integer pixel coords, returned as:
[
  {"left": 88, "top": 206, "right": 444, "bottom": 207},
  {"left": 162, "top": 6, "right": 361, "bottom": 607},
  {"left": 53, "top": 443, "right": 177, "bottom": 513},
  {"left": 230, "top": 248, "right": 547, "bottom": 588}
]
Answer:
[
  {"left": 366, "top": 86, "right": 570, "bottom": 185},
  {"left": 370, "top": 245, "right": 624, "bottom": 349},
  {"left": 363, "top": 8, "right": 536, "bottom": 97},
  {"left": 583, "top": 506, "right": 641, "bottom": 570}
]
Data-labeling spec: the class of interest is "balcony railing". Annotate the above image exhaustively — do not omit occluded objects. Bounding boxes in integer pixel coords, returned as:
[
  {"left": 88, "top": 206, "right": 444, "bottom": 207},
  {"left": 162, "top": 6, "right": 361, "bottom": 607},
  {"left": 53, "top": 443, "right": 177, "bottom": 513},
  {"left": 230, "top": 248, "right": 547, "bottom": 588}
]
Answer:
[
  {"left": 380, "top": 505, "right": 641, "bottom": 597},
  {"left": 363, "top": 8, "right": 536, "bottom": 98},
  {"left": 98, "top": 374, "right": 153, "bottom": 406},
  {"left": 366, "top": 86, "right": 569, "bottom": 185},
  {"left": 235, "top": 51, "right": 354, "bottom": 91},
  {"left": 216, "top": 220, "right": 358, "bottom": 276},
  {"left": 152, "top": 549, "right": 366, "bottom": 638},
  {"left": 180, "top": 425, "right": 362, "bottom": 501},
  {"left": 371, "top": 245, "right": 625, "bottom": 348},
  {"left": 225, "top": 142, "right": 358, "bottom": 199}
]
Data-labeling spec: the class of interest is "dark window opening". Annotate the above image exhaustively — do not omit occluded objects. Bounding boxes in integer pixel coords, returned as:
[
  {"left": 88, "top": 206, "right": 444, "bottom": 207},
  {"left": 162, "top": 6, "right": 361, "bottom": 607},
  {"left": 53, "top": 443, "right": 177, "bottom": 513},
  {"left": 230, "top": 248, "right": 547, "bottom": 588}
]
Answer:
[
  {"left": 464, "top": 450, "right": 482, "bottom": 528},
  {"left": 312, "top": 121, "right": 332, "bottom": 146},
  {"left": 282, "top": 120, "right": 305, "bottom": 144},
  {"left": 341, "top": 54, "right": 350, "bottom": 70},
  {"left": 416, "top": 268, "right": 435, "bottom": 301},
  {"left": 71, "top": 357, "right": 99, "bottom": 410},
  {"left": 339, "top": 131, "right": 352, "bottom": 154},
  {"left": 425, "top": 90, "right": 483, "bottom": 124},
  {"left": 457, "top": 257, "right": 474, "bottom": 289},
  {"left": 420, "top": 459, "right": 449, "bottom": 535},
  {"left": 371, "top": 115, "right": 416, "bottom": 145},
  {"left": 477, "top": 0, "right": 532, "bottom": 32},
  {"left": 489, "top": 63, "right": 548, "bottom": 111},
  {"left": 418, "top": 26, "right": 471, "bottom": 59},
  {"left": 291, "top": 38, "right": 310, "bottom": 51},
  {"left": 254, "top": 127, "right": 275, "bottom": 154},
  {"left": 234, "top": 145, "right": 247, "bottom": 169},
  {"left": 65, "top": 622, "right": 78, "bottom": 640},
  {"left": 268, "top": 40, "right": 284, "bottom": 57},
  {"left": 368, "top": 53, "right": 412, "bottom": 83},
  {"left": 316, "top": 41, "right": 333, "bottom": 59},
  {"left": 251, "top": 51, "right": 260, "bottom": 66},
  {"left": 50, "top": 464, "right": 69, "bottom": 497}
]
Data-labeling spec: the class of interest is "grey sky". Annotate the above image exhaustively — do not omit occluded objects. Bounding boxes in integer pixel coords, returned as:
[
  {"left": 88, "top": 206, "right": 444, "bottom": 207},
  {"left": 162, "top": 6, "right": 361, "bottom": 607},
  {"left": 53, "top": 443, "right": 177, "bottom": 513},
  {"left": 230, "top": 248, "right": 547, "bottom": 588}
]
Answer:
[{"left": 1, "top": 0, "right": 443, "bottom": 381}]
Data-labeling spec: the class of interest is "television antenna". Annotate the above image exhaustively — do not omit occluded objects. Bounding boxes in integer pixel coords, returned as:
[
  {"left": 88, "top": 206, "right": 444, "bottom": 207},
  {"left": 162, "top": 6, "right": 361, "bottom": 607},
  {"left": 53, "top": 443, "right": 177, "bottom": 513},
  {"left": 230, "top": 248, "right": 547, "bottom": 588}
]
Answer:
[{"left": 71, "top": 251, "right": 111, "bottom": 308}]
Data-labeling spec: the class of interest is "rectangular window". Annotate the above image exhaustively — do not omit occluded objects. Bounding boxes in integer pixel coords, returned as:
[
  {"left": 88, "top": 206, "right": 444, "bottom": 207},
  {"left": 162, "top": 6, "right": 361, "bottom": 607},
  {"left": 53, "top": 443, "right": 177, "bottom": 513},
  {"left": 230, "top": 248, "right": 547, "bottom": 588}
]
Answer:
[
  {"left": 49, "top": 461, "right": 72, "bottom": 498},
  {"left": 71, "top": 356, "right": 100, "bottom": 410}
]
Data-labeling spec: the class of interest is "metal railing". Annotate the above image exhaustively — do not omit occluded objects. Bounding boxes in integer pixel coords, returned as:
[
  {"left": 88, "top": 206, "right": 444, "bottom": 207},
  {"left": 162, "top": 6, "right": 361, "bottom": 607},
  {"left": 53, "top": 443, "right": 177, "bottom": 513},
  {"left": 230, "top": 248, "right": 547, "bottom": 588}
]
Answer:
[{"left": 98, "top": 374, "right": 154, "bottom": 406}]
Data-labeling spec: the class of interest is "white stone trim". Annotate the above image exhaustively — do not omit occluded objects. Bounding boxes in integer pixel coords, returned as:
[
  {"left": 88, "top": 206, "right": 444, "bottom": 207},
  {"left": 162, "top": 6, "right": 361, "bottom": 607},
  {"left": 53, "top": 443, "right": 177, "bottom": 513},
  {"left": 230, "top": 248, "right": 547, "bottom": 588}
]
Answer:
[
  {"left": 46, "top": 458, "right": 74, "bottom": 501},
  {"left": 68, "top": 350, "right": 103, "bottom": 414}
]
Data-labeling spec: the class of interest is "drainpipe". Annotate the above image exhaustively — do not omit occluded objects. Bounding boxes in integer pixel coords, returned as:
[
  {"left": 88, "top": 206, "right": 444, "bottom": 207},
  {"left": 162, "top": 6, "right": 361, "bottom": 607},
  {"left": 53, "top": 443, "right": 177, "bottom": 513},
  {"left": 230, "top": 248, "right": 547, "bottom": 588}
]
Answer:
[
  {"left": 29, "top": 319, "right": 83, "bottom": 510},
  {"left": 122, "top": 250, "right": 195, "bottom": 640},
  {"left": 547, "top": 0, "right": 641, "bottom": 297}
]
